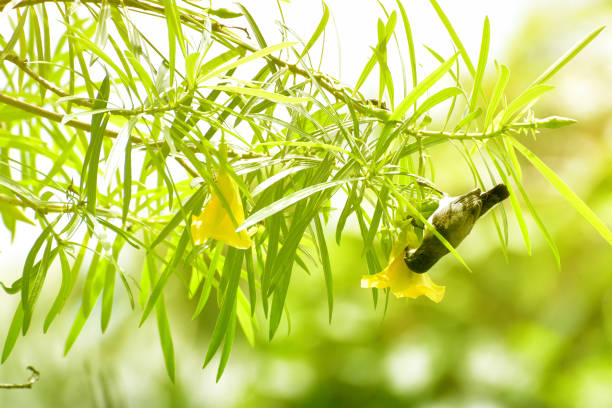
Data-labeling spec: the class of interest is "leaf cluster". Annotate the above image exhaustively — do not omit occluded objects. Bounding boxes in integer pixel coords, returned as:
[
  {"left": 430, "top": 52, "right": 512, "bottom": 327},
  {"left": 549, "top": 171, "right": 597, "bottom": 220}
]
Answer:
[{"left": 0, "top": 0, "right": 608, "bottom": 380}]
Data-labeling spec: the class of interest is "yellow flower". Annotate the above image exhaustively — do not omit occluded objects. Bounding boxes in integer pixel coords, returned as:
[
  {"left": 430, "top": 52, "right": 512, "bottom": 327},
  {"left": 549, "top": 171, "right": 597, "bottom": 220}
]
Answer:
[
  {"left": 191, "top": 168, "right": 253, "bottom": 249},
  {"left": 361, "top": 230, "right": 445, "bottom": 303}
]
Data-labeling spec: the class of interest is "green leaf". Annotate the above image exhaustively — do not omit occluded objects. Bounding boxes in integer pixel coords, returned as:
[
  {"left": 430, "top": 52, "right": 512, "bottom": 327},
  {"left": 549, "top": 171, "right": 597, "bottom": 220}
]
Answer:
[
  {"left": 0, "top": 9, "right": 28, "bottom": 61},
  {"left": 269, "top": 260, "right": 293, "bottom": 339},
  {"left": 354, "top": 54, "right": 377, "bottom": 94},
  {"left": 207, "top": 7, "right": 243, "bottom": 19},
  {"left": 236, "top": 3, "right": 269, "bottom": 48},
  {"left": 21, "top": 224, "right": 54, "bottom": 322},
  {"left": 484, "top": 64, "right": 510, "bottom": 130},
  {"left": 216, "top": 303, "right": 236, "bottom": 381},
  {"left": 203, "top": 248, "right": 243, "bottom": 367},
  {"left": 300, "top": 2, "right": 329, "bottom": 58},
  {"left": 396, "top": 0, "right": 417, "bottom": 89},
  {"left": 511, "top": 139, "right": 612, "bottom": 246},
  {"left": 244, "top": 249, "right": 257, "bottom": 316},
  {"left": 1, "top": 302, "right": 24, "bottom": 363},
  {"left": 429, "top": 0, "right": 475, "bottom": 76},
  {"left": 101, "top": 259, "right": 116, "bottom": 333},
  {"left": 200, "top": 42, "right": 295, "bottom": 83},
  {"left": 514, "top": 175, "right": 560, "bottom": 268},
  {"left": 122, "top": 130, "right": 133, "bottom": 225},
  {"left": 193, "top": 243, "right": 223, "bottom": 319},
  {"left": 0, "top": 201, "right": 35, "bottom": 239},
  {"left": 156, "top": 296, "right": 176, "bottom": 382},
  {"left": 238, "top": 178, "right": 360, "bottom": 232},
  {"left": 44, "top": 243, "right": 83, "bottom": 332},
  {"left": 335, "top": 184, "right": 357, "bottom": 244},
  {"left": 202, "top": 85, "right": 310, "bottom": 104},
  {"left": 469, "top": 17, "right": 489, "bottom": 113},
  {"left": 65, "top": 259, "right": 106, "bottom": 355},
  {"left": 500, "top": 85, "right": 554, "bottom": 125},
  {"left": 102, "top": 117, "right": 136, "bottom": 196},
  {"left": 490, "top": 153, "right": 531, "bottom": 254},
  {"left": 150, "top": 187, "right": 205, "bottom": 249},
  {"left": 22, "top": 242, "right": 58, "bottom": 334},
  {"left": 251, "top": 165, "right": 312, "bottom": 197},
  {"left": 408, "top": 87, "right": 463, "bottom": 125},
  {"left": 0, "top": 278, "right": 21, "bottom": 294},
  {"left": 140, "top": 230, "right": 191, "bottom": 326},
  {"left": 454, "top": 108, "right": 482, "bottom": 132},
  {"left": 82, "top": 243, "right": 104, "bottom": 317},
  {"left": 85, "top": 75, "right": 110, "bottom": 214},
  {"left": 237, "top": 288, "right": 255, "bottom": 343},
  {"left": 531, "top": 26, "right": 605, "bottom": 87},
  {"left": 390, "top": 53, "right": 458, "bottom": 121},
  {"left": 162, "top": 0, "right": 186, "bottom": 83},
  {"left": 314, "top": 215, "right": 333, "bottom": 323}
]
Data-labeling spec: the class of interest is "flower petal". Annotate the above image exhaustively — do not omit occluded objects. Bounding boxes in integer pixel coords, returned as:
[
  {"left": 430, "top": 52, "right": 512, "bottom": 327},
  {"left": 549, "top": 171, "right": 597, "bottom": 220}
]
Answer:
[
  {"left": 361, "top": 249, "right": 445, "bottom": 303},
  {"left": 191, "top": 169, "right": 253, "bottom": 249}
]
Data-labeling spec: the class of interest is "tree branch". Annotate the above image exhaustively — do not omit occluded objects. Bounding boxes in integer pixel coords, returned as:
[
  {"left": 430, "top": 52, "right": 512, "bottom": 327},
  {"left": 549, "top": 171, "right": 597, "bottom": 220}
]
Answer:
[
  {"left": 4, "top": 53, "right": 93, "bottom": 108},
  {"left": 0, "top": 366, "right": 40, "bottom": 389}
]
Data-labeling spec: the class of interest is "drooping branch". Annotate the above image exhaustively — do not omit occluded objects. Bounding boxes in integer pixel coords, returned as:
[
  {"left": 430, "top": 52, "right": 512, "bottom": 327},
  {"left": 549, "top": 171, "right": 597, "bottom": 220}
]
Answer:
[{"left": 0, "top": 0, "right": 381, "bottom": 116}]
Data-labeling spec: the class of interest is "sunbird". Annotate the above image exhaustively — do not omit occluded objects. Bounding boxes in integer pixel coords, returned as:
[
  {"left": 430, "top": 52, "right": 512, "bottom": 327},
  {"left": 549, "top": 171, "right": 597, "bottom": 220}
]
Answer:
[{"left": 404, "top": 184, "right": 510, "bottom": 273}]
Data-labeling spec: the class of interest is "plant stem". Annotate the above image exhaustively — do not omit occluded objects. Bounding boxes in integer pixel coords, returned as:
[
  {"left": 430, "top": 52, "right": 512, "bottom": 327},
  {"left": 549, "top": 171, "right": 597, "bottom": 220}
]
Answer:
[{"left": 0, "top": 366, "right": 40, "bottom": 389}]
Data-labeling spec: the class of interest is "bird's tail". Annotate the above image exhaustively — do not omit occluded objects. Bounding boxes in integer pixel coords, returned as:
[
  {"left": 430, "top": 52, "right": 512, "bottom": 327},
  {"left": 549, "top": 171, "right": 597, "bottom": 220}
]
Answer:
[{"left": 479, "top": 184, "right": 510, "bottom": 216}]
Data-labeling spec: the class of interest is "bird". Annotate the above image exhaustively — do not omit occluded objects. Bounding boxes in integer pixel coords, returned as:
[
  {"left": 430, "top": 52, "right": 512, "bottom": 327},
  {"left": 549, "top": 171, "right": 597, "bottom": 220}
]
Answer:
[{"left": 404, "top": 184, "right": 510, "bottom": 273}]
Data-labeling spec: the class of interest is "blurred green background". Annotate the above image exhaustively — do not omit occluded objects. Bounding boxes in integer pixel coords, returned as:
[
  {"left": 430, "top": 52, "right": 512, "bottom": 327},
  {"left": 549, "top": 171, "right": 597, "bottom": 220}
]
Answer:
[{"left": 2, "top": 1, "right": 612, "bottom": 407}]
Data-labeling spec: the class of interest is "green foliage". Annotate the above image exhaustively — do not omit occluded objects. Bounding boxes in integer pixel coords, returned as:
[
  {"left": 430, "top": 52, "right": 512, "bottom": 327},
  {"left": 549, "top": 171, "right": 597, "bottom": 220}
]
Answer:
[{"left": 0, "top": 0, "right": 608, "bottom": 380}]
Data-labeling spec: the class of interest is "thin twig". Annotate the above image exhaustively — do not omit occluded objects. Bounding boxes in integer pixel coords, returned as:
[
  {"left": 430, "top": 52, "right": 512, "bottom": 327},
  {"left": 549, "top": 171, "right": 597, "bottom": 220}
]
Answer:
[
  {"left": 0, "top": 366, "right": 40, "bottom": 389},
  {"left": 0, "top": 193, "right": 143, "bottom": 224},
  {"left": 4, "top": 53, "right": 93, "bottom": 107},
  {"left": 0, "top": 91, "right": 119, "bottom": 136}
]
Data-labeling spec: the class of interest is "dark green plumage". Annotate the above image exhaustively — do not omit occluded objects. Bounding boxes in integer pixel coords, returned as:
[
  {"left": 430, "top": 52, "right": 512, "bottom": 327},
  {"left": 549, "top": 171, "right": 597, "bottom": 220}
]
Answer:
[{"left": 404, "top": 184, "right": 510, "bottom": 273}]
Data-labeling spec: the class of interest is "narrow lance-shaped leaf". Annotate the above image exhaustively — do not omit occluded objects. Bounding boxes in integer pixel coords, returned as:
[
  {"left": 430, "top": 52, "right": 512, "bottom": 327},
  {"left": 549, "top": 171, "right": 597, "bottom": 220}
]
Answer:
[
  {"left": 21, "top": 223, "right": 54, "bottom": 319},
  {"left": 396, "top": 0, "right": 417, "bottom": 89},
  {"left": 0, "top": 8, "right": 28, "bottom": 61},
  {"left": 101, "top": 259, "right": 116, "bottom": 333},
  {"left": 150, "top": 186, "right": 206, "bottom": 249},
  {"left": 22, "top": 241, "right": 58, "bottom": 334},
  {"left": 300, "top": 2, "right": 329, "bottom": 58},
  {"left": 193, "top": 243, "right": 224, "bottom": 319},
  {"left": 511, "top": 139, "right": 612, "bottom": 246},
  {"left": 407, "top": 87, "right": 463, "bottom": 126},
  {"left": 201, "top": 85, "right": 310, "bottom": 104},
  {"left": 314, "top": 215, "right": 333, "bottom": 323},
  {"left": 238, "top": 178, "right": 361, "bottom": 232},
  {"left": 236, "top": 3, "right": 269, "bottom": 48},
  {"left": 391, "top": 53, "right": 458, "bottom": 121},
  {"left": 65, "top": 258, "right": 107, "bottom": 355},
  {"left": 140, "top": 230, "right": 191, "bottom": 326},
  {"left": 203, "top": 248, "right": 243, "bottom": 367},
  {"left": 86, "top": 75, "right": 110, "bottom": 214},
  {"left": 531, "top": 26, "right": 605, "bottom": 87},
  {"left": 469, "top": 16, "right": 489, "bottom": 113},
  {"left": 500, "top": 85, "right": 554, "bottom": 126},
  {"left": 216, "top": 303, "right": 237, "bottom": 382},
  {"left": 44, "top": 243, "right": 83, "bottom": 332},
  {"left": 484, "top": 64, "right": 510, "bottom": 130},
  {"left": 429, "top": 0, "right": 475, "bottom": 76},
  {"left": 200, "top": 42, "right": 295, "bottom": 83},
  {"left": 156, "top": 295, "right": 176, "bottom": 382},
  {"left": 1, "top": 303, "right": 24, "bottom": 363}
]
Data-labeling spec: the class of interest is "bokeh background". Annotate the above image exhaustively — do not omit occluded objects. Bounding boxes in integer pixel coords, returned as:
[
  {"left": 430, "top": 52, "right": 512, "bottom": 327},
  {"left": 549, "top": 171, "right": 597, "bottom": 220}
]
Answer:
[{"left": 1, "top": 0, "right": 612, "bottom": 406}]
